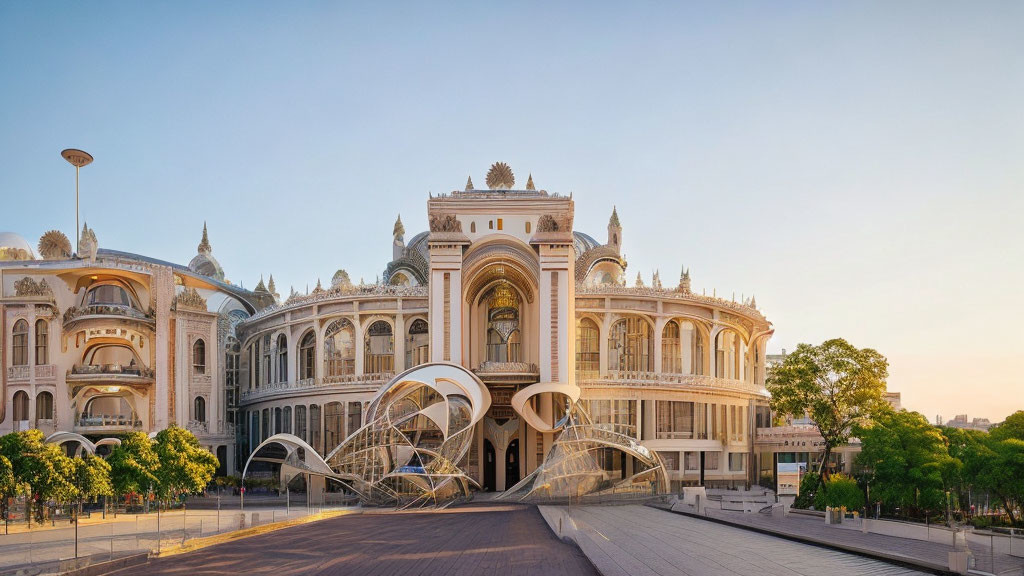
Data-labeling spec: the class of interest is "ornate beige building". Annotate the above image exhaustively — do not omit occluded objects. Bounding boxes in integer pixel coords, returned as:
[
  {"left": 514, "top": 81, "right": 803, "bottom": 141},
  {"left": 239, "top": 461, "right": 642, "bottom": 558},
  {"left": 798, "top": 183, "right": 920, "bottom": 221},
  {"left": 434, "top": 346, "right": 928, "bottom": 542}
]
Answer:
[{"left": 2, "top": 163, "right": 778, "bottom": 493}]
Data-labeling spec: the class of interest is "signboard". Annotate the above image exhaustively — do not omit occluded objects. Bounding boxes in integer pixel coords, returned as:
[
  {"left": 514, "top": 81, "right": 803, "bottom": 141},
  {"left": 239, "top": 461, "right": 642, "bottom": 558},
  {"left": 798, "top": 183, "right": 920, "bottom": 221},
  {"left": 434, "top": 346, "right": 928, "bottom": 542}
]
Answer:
[{"left": 777, "top": 462, "right": 807, "bottom": 496}]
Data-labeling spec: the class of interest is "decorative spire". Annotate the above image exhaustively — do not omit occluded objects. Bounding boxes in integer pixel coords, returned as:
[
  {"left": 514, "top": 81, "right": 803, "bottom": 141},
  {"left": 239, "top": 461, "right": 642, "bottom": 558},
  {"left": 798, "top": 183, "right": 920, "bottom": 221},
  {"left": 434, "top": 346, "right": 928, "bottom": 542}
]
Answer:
[
  {"left": 393, "top": 214, "right": 405, "bottom": 239},
  {"left": 254, "top": 274, "right": 267, "bottom": 293},
  {"left": 679, "top": 266, "right": 692, "bottom": 293},
  {"left": 525, "top": 173, "right": 536, "bottom": 191},
  {"left": 267, "top": 275, "right": 278, "bottom": 299},
  {"left": 609, "top": 206, "right": 620, "bottom": 228},
  {"left": 465, "top": 175, "right": 474, "bottom": 190},
  {"left": 652, "top": 269, "right": 662, "bottom": 289},
  {"left": 198, "top": 222, "right": 211, "bottom": 255},
  {"left": 313, "top": 278, "right": 324, "bottom": 293},
  {"left": 749, "top": 294, "right": 757, "bottom": 309},
  {"left": 635, "top": 271, "right": 645, "bottom": 288}
]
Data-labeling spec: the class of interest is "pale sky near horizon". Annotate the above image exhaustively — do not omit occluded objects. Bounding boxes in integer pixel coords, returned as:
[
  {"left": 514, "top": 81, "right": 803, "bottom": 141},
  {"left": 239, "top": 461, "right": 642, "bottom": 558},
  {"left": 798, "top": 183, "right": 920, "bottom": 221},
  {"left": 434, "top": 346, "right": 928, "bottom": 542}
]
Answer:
[{"left": 1, "top": 2, "right": 1022, "bottom": 422}]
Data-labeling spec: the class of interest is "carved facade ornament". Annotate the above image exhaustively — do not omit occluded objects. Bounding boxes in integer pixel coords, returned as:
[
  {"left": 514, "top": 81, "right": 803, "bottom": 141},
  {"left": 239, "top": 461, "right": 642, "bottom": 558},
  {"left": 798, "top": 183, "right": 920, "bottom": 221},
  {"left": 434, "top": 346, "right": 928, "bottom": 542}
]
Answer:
[
  {"left": 198, "top": 222, "right": 212, "bottom": 255},
  {"left": 14, "top": 277, "right": 53, "bottom": 298},
  {"left": 485, "top": 162, "right": 515, "bottom": 190},
  {"left": 465, "top": 175, "right": 474, "bottom": 190},
  {"left": 525, "top": 173, "right": 536, "bottom": 191},
  {"left": 78, "top": 223, "right": 98, "bottom": 261},
  {"left": 429, "top": 213, "right": 463, "bottom": 233},
  {"left": 175, "top": 287, "right": 208, "bottom": 311},
  {"left": 38, "top": 230, "right": 72, "bottom": 260}
]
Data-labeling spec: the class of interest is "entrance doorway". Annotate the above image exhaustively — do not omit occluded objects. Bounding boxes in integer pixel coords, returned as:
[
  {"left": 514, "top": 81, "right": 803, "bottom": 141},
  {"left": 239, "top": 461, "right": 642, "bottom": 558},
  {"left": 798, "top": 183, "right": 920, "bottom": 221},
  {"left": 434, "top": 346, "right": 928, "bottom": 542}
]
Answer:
[
  {"left": 483, "top": 439, "right": 496, "bottom": 491},
  {"left": 505, "top": 439, "right": 520, "bottom": 487}
]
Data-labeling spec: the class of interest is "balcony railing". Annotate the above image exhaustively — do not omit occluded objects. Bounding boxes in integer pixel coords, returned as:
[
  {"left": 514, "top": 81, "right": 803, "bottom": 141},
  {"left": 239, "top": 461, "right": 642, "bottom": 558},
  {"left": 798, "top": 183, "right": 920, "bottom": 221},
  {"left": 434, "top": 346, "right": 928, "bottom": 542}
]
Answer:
[
  {"left": 580, "top": 371, "right": 768, "bottom": 396},
  {"left": 7, "top": 365, "right": 30, "bottom": 381},
  {"left": 77, "top": 414, "right": 143, "bottom": 429},
  {"left": 34, "top": 364, "right": 56, "bottom": 379},
  {"left": 68, "top": 364, "right": 155, "bottom": 379},
  {"left": 62, "top": 304, "right": 156, "bottom": 328},
  {"left": 240, "top": 372, "right": 394, "bottom": 402},
  {"left": 187, "top": 420, "right": 209, "bottom": 434}
]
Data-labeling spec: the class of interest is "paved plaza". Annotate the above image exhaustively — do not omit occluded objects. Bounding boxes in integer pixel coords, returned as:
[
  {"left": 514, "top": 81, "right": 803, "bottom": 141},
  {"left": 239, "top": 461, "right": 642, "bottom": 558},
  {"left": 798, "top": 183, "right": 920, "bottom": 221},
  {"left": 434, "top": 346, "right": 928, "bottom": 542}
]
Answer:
[
  {"left": 110, "top": 504, "right": 598, "bottom": 576},
  {"left": 561, "top": 505, "right": 932, "bottom": 576}
]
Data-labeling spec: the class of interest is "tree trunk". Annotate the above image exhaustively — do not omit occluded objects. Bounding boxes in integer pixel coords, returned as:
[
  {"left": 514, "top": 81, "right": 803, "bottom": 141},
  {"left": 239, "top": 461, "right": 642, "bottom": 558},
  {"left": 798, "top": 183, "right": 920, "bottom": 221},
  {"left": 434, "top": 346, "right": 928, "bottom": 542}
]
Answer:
[{"left": 815, "top": 444, "right": 833, "bottom": 495}]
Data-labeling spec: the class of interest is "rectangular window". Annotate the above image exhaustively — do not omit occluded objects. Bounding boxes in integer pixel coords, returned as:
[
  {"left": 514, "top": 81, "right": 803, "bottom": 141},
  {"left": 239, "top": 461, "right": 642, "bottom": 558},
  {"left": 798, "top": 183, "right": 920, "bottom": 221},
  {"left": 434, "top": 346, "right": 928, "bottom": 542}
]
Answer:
[
  {"left": 497, "top": 218, "right": 503, "bottom": 230},
  {"left": 658, "top": 451, "right": 680, "bottom": 471},
  {"left": 347, "top": 402, "right": 362, "bottom": 437},
  {"left": 705, "top": 452, "right": 720, "bottom": 470},
  {"left": 729, "top": 453, "right": 746, "bottom": 472},
  {"left": 656, "top": 401, "right": 694, "bottom": 439},
  {"left": 684, "top": 452, "right": 701, "bottom": 472}
]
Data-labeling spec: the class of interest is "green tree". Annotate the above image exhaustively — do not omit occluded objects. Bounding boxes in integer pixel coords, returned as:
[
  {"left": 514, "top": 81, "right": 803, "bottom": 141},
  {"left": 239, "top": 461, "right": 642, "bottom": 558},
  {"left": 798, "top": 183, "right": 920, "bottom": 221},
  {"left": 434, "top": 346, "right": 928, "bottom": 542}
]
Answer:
[
  {"left": 108, "top": 432, "right": 160, "bottom": 502},
  {"left": 72, "top": 454, "right": 113, "bottom": 502},
  {"left": 0, "top": 454, "right": 16, "bottom": 522},
  {"left": 766, "top": 338, "right": 889, "bottom": 493},
  {"left": 0, "top": 430, "right": 75, "bottom": 521},
  {"left": 854, "top": 410, "right": 953, "bottom": 516},
  {"left": 153, "top": 426, "right": 217, "bottom": 502},
  {"left": 965, "top": 412, "right": 1024, "bottom": 525}
]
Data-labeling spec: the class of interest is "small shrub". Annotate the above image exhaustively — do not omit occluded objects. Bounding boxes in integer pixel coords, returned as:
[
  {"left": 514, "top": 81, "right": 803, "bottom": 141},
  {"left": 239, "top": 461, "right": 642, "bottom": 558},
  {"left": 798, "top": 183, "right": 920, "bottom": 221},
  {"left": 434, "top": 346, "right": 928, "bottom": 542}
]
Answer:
[
  {"left": 813, "top": 474, "right": 865, "bottom": 511},
  {"left": 793, "top": 472, "right": 819, "bottom": 509}
]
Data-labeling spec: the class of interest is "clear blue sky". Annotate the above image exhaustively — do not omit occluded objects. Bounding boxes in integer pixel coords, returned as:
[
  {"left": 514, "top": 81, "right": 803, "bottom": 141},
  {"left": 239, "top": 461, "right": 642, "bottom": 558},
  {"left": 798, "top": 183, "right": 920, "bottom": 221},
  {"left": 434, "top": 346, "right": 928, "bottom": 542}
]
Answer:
[{"left": 2, "top": 2, "right": 1022, "bottom": 422}]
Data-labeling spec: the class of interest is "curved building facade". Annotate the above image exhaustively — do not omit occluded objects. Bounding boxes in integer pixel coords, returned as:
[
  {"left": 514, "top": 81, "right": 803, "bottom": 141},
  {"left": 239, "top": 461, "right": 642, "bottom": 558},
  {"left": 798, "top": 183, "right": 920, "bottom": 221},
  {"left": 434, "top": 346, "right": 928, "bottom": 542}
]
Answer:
[{"left": 2, "top": 163, "right": 774, "bottom": 493}]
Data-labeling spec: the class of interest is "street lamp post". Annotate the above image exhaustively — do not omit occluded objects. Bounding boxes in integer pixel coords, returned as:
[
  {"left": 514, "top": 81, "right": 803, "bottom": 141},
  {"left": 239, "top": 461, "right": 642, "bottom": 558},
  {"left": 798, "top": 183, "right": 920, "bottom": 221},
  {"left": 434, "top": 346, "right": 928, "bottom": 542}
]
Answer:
[{"left": 60, "top": 149, "right": 93, "bottom": 254}]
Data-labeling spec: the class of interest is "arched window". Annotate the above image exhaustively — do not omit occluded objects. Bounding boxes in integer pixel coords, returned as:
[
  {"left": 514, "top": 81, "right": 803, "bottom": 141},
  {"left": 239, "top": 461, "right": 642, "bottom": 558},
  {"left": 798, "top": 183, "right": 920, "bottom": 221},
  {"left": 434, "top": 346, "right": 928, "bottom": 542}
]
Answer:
[
  {"left": 34, "top": 319, "right": 48, "bottom": 365},
  {"left": 298, "top": 331, "right": 316, "bottom": 380},
  {"left": 484, "top": 283, "right": 521, "bottom": 364},
  {"left": 679, "top": 321, "right": 705, "bottom": 375},
  {"left": 282, "top": 406, "right": 292, "bottom": 434},
  {"left": 262, "top": 334, "right": 272, "bottom": 385},
  {"left": 608, "top": 317, "right": 653, "bottom": 373},
  {"left": 294, "top": 405, "right": 307, "bottom": 442},
  {"left": 364, "top": 321, "right": 394, "bottom": 374},
  {"left": 193, "top": 339, "right": 206, "bottom": 374},
  {"left": 525, "top": 221, "right": 532, "bottom": 234},
  {"left": 662, "top": 321, "right": 681, "bottom": 373},
  {"left": 86, "top": 283, "right": 132, "bottom": 307},
  {"left": 470, "top": 222, "right": 476, "bottom": 233},
  {"left": 576, "top": 318, "right": 600, "bottom": 378},
  {"left": 12, "top": 319, "right": 28, "bottom": 366},
  {"left": 715, "top": 330, "right": 744, "bottom": 379},
  {"left": 309, "top": 404, "right": 322, "bottom": 454},
  {"left": 35, "top": 391, "right": 54, "bottom": 422},
  {"left": 276, "top": 334, "right": 288, "bottom": 383},
  {"left": 325, "top": 402, "right": 343, "bottom": 453},
  {"left": 12, "top": 390, "right": 29, "bottom": 421},
  {"left": 194, "top": 396, "right": 206, "bottom": 422},
  {"left": 324, "top": 319, "right": 355, "bottom": 377},
  {"left": 406, "top": 319, "right": 429, "bottom": 368}
]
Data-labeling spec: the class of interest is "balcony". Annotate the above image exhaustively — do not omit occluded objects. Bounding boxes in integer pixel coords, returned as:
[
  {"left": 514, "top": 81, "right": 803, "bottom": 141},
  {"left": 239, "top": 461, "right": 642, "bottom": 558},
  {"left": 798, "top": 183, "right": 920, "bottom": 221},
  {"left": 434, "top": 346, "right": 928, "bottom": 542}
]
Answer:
[
  {"left": 75, "top": 414, "right": 144, "bottom": 433},
  {"left": 239, "top": 372, "right": 394, "bottom": 404},
  {"left": 7, "top": 365, "right": 29, "bottom": 381},
  {"left": 34, "top": 364, "right": 56, "bottom": 379},
  {"left": 67, "top": 364, "right": 155, "bottom": 384},
  {"left": 473, "top": 362, "right": 540, "bottom": 385},
  {"left": 62, "top": 304, "right": 156, "bottom": 330},
  {"left": 579, "top": 371, "right": 768, "bottom": 397}
]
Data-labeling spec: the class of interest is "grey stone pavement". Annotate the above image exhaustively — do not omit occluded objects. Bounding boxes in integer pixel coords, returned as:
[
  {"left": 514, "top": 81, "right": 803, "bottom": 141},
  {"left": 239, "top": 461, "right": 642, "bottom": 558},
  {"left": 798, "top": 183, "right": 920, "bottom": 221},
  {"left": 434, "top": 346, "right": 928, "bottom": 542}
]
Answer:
[
  {"left": 684, "top": 505, "right": 1024, "bottom": 575},
  {"left": 108, "top": 503, "right": 597, "bottom": 576},
  {"left": 561, "top": 504, "right": 931, "bottom": 576}
]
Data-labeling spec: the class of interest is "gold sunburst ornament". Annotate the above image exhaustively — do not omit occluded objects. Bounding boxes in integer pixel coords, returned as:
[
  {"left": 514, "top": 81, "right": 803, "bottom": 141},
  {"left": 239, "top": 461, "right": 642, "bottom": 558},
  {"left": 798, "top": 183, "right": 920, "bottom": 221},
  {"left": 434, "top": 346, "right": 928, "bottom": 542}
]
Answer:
[
  {"left": 38, "top": 230, "right": 72, "bottom": 260},
  {"left": 485, "top": 162, "right": 515, "bottom": 189}
]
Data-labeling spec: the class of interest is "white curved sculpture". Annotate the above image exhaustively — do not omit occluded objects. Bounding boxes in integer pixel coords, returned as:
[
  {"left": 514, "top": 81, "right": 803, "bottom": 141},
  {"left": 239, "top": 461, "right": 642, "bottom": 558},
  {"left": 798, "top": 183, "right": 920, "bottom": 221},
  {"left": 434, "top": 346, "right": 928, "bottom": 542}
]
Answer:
[
  {"left": 45, "top": 431, "right": 121, "bottom": 456},
  {"left": 324, "top": 362, "right": 491, "bottom": 507},
  {"left": 243, "top": 433, "right": 336, "bottom": 485},
  {"left": 510, "top": 380, "right": 580, "bottom": 433}
]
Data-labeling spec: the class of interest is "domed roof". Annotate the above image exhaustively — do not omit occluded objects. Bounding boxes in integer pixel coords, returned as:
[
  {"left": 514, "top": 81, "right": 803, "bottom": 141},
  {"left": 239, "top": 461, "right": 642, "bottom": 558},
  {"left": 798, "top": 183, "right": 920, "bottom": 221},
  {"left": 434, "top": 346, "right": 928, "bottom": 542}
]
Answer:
[{"left": 0, "top": 232, "right": 36, "bottom": 261}]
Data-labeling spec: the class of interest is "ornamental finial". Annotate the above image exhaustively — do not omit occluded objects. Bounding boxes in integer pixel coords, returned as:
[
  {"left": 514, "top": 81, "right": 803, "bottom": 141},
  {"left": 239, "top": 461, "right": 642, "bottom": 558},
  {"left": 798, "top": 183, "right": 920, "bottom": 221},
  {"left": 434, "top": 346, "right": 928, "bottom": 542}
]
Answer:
[
  {"left": 198, "top": 222, "right": 212, "bottom": 255},
  {"left": 393, "top": 214, "right": 405, "bottom": 239},
  {"left": 526, "top": 173, "right": 535, "bottom": 190},
  {"left": 465, "top": 175, "right": 474, "bottom": 190}
]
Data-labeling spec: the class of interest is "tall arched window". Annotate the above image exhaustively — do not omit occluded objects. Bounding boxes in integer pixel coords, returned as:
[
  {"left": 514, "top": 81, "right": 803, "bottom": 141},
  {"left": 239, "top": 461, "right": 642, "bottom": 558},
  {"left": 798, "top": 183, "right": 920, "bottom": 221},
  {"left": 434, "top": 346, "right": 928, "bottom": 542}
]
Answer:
[
  {"left": 12, "top": 319, "right": 28, "bottom": 366},
  {"left": 364, "top": 321, "right": 394, "bottom": 374},
  {"left": 608, "top": 317, "right": 653, "bottom": 373},
  {"left": 294, "top": 405, "right": 307, "bottom": 442},
  {"left": 715, "top": 330, "right": 743, "bottom": 379},
  {"left": 35, "top": 391, "right": 54, "bottom": 422},
  {"left": 680, "top": 321, "right": 705, "bottom": 375},
  {"left": 276, "top": 334, "right": 288, "bottom": 383},
  {"left": 34, "top": 319, "right": 48, "bottom": 365},
  {"left": 12, "top": 390, "right": 29, "bottom": 421},
  {"left": 298, "top": 331, "right": 316, "bottom": 380},
  {"left": 325, "top": 402, "right": 343, "bottom": 453},
  {"left": 406, "top": 319, "right": 429, "bottom": 368},
  {"left": 192, "top": 339, "right": 206, "bottom": 374},
  {"left": 662, "top": 321, "right": 681, "bottom": 373},
  {"left": 225, "top": 336, "right": 240, "bottom": 409},
  {"left": 194, "top": 396, "right": 206, "bottom": 422},
  {"left": 484, "top": 283, "right": 521, "bottom": 363},
  {"left": 324, "top": 319, "right": 355, "bottom": 377},
  {"left": 309, "top": 404, "right": 322, "bottom": 454},
  {"left": 262, "top": 335, "right": 272, "bottom": 385},
  {"left": 576, "top": 318, "right": 600, "bottom": 378}
]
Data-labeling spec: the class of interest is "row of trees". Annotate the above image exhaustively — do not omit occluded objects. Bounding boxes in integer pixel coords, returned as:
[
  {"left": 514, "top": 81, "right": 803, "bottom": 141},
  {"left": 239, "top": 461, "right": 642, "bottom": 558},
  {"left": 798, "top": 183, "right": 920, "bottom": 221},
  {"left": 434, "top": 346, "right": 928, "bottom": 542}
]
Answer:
[
  {"left": 768, "top": 338, "right": 1023, "bottom": 526},
  {"left": 0, "top": 426, "right": 217, "bottom": 523}
]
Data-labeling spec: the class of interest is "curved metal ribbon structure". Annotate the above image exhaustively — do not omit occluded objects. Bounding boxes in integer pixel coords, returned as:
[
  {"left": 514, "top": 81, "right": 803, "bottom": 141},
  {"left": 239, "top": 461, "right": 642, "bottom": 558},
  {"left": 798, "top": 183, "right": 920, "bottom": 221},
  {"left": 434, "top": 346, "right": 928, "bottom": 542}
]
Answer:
[
  {"left": 499, "top": 412, "right": 669, "bottom": 503},
  {"left": 510, "top": 380, "right": 580, "bottom": 433},
  {"left": 324, "top": 362, "right": 491, "bottom": 508}
]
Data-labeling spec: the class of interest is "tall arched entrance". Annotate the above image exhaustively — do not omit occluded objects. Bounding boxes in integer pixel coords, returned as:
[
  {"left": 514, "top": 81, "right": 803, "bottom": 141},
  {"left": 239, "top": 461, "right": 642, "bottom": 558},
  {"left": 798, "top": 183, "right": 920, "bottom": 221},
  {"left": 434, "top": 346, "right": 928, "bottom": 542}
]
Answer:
[
  {"left": 505, "top": 438, "right": 520, "bottom": 487},
  {"left": 483, "top": 439, "right": 496, "bottom": 491}
]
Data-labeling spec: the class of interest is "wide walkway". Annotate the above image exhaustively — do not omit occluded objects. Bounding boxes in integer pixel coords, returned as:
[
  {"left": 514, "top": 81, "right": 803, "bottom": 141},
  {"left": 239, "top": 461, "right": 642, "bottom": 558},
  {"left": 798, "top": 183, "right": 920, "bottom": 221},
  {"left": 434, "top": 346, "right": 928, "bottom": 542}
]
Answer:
[
  {"left": 562, "top": 505, "right": 930, "bottom": 576},
  {"left": 111, "top": 504, "right": 597, "bottom": 576}
]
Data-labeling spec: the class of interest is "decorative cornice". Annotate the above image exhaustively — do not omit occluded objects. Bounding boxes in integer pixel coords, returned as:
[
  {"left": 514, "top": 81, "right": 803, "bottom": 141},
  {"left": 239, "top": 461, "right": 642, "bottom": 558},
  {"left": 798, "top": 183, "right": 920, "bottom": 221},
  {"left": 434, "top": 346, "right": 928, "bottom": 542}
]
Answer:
[
  {"left": 175, "top": 287, "right": 208, "bottom": 311},
  {"left": 13, "top": 277, "right": 53, "bottom": 298}
]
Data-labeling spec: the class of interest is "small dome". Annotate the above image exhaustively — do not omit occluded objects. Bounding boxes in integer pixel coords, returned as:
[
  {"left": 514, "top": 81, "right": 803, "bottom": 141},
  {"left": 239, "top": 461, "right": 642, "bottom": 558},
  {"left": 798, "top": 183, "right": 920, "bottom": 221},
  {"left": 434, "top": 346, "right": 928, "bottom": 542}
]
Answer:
[
  {"left": 188, "top": 253, "right": 225, "bottom": 281},
  {"left": 0, "top": 232, "right": 36, "bottom": 261}
]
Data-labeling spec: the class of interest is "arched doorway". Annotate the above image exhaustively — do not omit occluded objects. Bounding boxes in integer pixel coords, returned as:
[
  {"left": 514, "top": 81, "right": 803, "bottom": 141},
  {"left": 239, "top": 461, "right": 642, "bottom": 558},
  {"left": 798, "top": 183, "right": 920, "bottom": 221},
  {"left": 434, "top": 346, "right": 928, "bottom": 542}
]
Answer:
[
  {"left": 505, "top": 439, "right": 520, "bottom": 487},
  {"left": 483, "top": 439, "right": 496, "bottom": 492}
]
